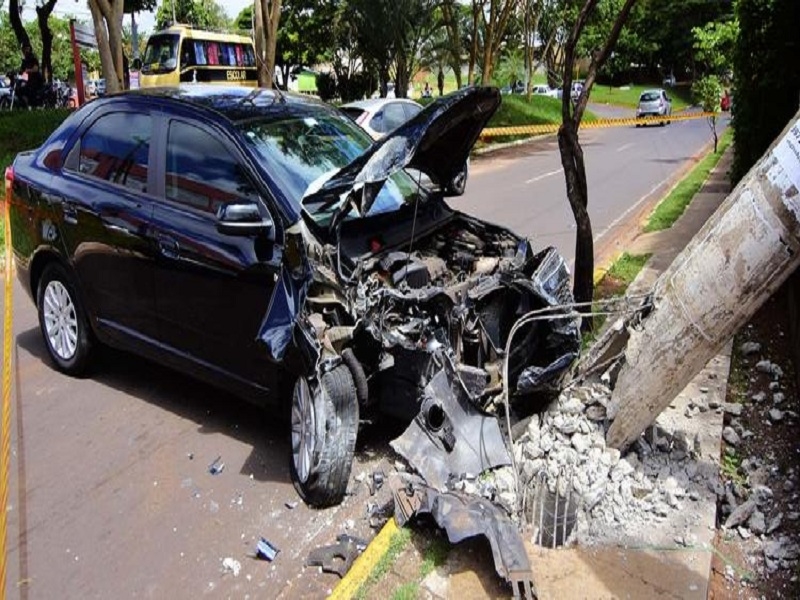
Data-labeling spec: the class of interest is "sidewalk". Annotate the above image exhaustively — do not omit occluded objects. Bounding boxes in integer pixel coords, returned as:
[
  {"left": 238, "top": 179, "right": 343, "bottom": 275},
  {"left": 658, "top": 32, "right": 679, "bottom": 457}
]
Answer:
[{"left": 414, "top": 148, "right": 736, "bottom": 599}]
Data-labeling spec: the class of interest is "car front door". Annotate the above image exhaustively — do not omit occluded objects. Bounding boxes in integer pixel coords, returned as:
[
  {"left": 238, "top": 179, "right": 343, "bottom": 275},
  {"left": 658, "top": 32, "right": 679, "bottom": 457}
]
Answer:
[
  {"left": 149, "top": 116, "right": 281, "bottom": 392},
  {"left": 58, "top": 110, "right": 159, "bottom": 344}
]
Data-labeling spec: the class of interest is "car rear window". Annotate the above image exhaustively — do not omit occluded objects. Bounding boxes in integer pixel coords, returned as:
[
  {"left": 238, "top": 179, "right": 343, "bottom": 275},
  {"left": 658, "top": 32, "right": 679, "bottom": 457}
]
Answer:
[
  {"left": 640, "top": 92, "right": 660, "bottom": 102},
  {"left": 341, "top": 107, "right": 365, "bottom": 122}
]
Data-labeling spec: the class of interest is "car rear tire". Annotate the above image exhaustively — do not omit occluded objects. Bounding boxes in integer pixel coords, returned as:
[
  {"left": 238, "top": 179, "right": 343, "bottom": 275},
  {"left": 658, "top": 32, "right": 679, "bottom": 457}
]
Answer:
[
  {"left": 445, "top": 162, "right": 469, "bottom": 196},
  {"left": 36, "top": 263, "right": 93, "bottom": 375},
  {"left": 290, "top": 364, "right": 358, "bottom": 507}
]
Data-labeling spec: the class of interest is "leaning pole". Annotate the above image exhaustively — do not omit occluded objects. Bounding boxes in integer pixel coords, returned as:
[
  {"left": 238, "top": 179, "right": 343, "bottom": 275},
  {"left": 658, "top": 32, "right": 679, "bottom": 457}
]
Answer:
[{"left": 607, "top": 111, "right": 800, "bottom": 450}]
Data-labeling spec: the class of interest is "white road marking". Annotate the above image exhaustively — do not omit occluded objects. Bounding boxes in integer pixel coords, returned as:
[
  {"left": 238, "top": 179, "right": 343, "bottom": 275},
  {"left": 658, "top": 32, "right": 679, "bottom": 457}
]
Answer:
[
  {"left": 525, "top": 168, "right": 563, "bottom": 184},
  {"left": 594, "top": 173, "right": 674, "bottom": 242},
  {"left": 616, "top": 142, "right": 636, "bottom": 153}
]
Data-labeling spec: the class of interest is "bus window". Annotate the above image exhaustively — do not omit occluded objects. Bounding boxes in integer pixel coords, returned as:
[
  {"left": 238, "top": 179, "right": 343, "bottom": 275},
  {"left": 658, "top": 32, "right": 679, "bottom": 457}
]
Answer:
[
  {"left": 142, "top": 34, "right": 178, "bottom": 74},
  {"left": 180, "top": 39, "right": 196, "bottom": 68}
]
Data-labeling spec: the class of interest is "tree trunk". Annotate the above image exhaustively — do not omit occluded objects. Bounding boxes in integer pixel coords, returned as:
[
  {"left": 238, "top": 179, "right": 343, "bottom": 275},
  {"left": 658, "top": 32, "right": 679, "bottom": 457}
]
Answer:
[
  {"left": 254, "top": 0, "right": 267, "bottom": 86},
  {"left": 558, "top": 123, "right": 595, "bottom": 318},
  {"left": 467, "top": 1, "right": 480, "bottom": 86},
  {"left": 395, "top": 54, "right": 408, "bottom": 99},
  {"left": 36, "top": 0, "right": 57, "bottom": 84},
  {"left": 441, "top": 0, "right": 462, "bottom": 89},
  {"left": 9, "top": 0, "right": 32, "bottom": 53},
  {"left": 607, "top": 110, "right": 800, "bottom": 450},
  {"left": 257, "top": 0, "right": 282, "bottom": 89}
]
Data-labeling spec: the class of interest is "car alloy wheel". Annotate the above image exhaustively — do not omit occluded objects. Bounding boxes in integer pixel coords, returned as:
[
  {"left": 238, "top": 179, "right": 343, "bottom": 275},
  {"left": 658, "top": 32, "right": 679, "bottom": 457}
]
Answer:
[
  {"left": 291, "top": 377, "right": 317, "bottom": 484},
  {"left": 42, "top": 280, "right": 79, "bottom": 360}
]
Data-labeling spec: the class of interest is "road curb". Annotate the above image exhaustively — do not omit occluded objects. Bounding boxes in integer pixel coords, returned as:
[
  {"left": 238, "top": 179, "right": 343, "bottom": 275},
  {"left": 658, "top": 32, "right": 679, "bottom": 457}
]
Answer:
[{"left": 329, "top": 517, "right": 399, "bottom": 599}]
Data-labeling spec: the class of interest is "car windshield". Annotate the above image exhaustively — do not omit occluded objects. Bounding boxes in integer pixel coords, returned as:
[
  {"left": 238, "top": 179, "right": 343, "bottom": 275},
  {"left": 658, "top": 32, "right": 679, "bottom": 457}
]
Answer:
[
  {"left": 238, "top": 112, "right": 422, "bottom": 220},
  {"left": 640, "top": 92, "right": 660, "bottom": 102},
  {"left": 142, "top": 34, "right": 179, "bottom": 74}
]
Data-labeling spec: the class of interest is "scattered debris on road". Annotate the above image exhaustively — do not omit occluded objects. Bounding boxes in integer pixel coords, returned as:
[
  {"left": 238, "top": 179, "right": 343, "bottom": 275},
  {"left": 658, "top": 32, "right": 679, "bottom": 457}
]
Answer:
[
  {"left": 306, "top": 534, "right": 367, "bottom": 577},
  {"left": 255, "top": 537, "right": 280, "bottom": 562},
  {"left": 208, "top": 456, "right": 225, "bottom": 475},
  {"left": 221, "top": 557, "right": 241, "bottom": 577}
]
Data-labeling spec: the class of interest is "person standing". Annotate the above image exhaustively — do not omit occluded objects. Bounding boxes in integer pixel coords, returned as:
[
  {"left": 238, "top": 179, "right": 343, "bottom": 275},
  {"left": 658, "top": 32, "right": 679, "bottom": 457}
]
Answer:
[{"left": 18, "top": 44, "right": 43, "bottom": 107}]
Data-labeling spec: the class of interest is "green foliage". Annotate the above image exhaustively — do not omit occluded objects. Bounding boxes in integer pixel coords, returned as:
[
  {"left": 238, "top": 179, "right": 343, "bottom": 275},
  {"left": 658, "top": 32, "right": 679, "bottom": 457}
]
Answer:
[
  {"left": 731, "top": 0, "right": 800, "bottom": 182},
  {"left": 0, "top": 13, "right": 98, "bottom": 82},
  {"left": 354, "top": 528, "right": 412, "bottom": 600},
  {"left": 155, "top": 0, "right": 230, "bottom": 31},
  {"left": 692, "top": 19, "right": 738, "bottom": 78},
  {"left": 482, "top": 94, "right": 595, "bottom": 144},
  {"left": 390, "top": 583, "right": 419, "bottom": 600},
  {"left": 644, "top": 128, "right": 732, "bottom": 232},
  {"left": 315, "top": 71, "right": 336, "bottom": 101},
  {"left": 691, "top": 75, "right": 722, "bottom": 113},
  {"left": 494, "top": 48, "right": 525, "bottom": 88}
]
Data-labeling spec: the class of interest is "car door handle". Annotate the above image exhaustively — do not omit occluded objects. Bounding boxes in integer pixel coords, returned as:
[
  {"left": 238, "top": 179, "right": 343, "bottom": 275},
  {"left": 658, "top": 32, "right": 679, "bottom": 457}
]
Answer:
[{"left": 157, "top": 235, "right": 180, "bottom": 259}]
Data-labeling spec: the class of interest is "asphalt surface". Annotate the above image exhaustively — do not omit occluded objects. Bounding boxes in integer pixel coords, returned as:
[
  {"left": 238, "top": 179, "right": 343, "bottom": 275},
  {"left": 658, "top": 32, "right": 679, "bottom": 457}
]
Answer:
[
  {"left": 454, "top": 105, "right": 729, "bottom": 265},
  {"left": 2, "top": 107, "right": 728, "bottom": 598}
]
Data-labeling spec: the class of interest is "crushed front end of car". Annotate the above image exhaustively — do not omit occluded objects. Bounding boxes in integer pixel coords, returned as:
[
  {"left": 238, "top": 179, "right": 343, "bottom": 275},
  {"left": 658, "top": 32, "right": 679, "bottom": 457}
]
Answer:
[{"left": 261, "top": 87, "right": 581, "bottom": 595}]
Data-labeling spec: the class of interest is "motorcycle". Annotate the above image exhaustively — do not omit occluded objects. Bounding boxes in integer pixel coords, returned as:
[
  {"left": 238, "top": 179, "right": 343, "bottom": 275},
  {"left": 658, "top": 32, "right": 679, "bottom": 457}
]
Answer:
[{"left": 1, "top": 71, "right": 73, "bottom": 110}]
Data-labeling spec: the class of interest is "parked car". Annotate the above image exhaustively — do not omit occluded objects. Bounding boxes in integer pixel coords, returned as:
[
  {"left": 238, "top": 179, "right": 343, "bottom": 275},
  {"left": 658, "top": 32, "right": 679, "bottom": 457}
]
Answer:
[
  {"left": 531, "top": 84, "right": 559, "bottom": 98},
  {"left": 0, "top": 78, "right": 11, "bottom": 109},
  {"left": 341, "top": 97, "right": 469, "bottom": 195},
  {"left": 7, "top": 85, "right": 579, "bottom": 507},
  {"left": 636, "top": 88, "right": 672, "bottom": 126},
  {"left": 88, "top": 78, "right": 106, "bottom": 96}
]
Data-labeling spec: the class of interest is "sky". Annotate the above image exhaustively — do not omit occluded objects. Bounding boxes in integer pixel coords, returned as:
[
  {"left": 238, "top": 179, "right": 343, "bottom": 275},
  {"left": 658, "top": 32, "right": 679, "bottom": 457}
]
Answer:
[{"left": 19, "top": 0, "right": 254, "bottom": 37}]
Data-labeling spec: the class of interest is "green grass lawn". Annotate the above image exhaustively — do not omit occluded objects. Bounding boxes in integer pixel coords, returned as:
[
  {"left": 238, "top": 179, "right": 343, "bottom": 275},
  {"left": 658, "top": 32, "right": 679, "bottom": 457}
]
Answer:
[
  {"left": 589, "top": 83, "right": 694, "bottom": 111},
  {"left": 0, "top": 109, "right": 71, "bottom": 250},
  {"left": 644, "top": 127, "right": 733, "bottom": 232}
]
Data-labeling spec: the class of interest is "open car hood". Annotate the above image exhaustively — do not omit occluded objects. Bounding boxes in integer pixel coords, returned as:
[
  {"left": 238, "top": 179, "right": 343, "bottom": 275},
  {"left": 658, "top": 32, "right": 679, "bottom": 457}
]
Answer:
[{"left": 302, "top": 86, "right": 500, "bottom": 217}]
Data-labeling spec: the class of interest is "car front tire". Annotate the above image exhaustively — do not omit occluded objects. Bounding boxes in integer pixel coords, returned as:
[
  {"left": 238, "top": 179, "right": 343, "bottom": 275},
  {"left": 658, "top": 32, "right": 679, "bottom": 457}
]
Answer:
[
  {"left": 290, "top": 364, "right": 358, "bottom": 507},
  {"left": 37, "top": 262, "right": 93, "bottom": 375}
]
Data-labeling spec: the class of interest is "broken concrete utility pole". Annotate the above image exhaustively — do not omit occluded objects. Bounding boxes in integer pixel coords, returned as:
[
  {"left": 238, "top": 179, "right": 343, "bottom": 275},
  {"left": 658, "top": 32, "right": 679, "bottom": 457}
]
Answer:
[{"left": 607, "top": 111, "right": 800, "bottom": 450}]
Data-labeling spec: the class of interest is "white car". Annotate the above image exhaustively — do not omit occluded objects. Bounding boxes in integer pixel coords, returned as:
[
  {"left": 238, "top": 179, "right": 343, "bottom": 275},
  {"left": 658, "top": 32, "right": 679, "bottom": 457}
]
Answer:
[
  {"left": 531, "top": 84, "right": 559, "bottom": 98},
  {"left": 342, "top": 97, "right": 469, "bottom": 196}
]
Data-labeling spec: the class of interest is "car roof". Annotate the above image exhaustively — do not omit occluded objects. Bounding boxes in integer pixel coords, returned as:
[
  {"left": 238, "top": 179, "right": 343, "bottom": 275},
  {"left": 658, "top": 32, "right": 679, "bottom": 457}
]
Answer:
[
  {"left": 641, "top": 88, "right": 665, "bottom": 95},
  {"left": 342, "top": 98, "right": 422, "bottom": 110},
  {"left": 102, "top": 84, "right": 336, "bottom": 122}
]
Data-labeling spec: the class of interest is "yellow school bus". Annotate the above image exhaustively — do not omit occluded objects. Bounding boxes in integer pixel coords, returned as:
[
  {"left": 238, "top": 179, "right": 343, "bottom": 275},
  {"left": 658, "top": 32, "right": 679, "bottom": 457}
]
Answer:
[{"left": 139, "top": 26, "right": 258, "bottom": 88}]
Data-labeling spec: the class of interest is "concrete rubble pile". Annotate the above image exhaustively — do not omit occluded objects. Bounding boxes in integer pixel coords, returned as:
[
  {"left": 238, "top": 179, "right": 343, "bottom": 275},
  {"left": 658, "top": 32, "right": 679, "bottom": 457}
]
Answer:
[{"left": 482, "top": 380, "right": 719, "bottom": 547}]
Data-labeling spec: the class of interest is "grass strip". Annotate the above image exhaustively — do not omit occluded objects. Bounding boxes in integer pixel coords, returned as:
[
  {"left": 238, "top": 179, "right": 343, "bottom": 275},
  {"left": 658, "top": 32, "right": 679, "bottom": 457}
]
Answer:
[
  {"left": 583, "top": 252, "right": 652, "bottom": 347},
  {"left": 354, "top": 527, "right": 412, "bottom": 600},
  {"left": 589, "top": 83, "right": 694, "bottom": 110},
  {"left": 644, "top": 127, "right": 732, "bottom": 232}
]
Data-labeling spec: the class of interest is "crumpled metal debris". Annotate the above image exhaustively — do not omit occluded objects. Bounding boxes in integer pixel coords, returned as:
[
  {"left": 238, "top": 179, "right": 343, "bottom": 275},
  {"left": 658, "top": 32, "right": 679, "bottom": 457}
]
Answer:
[
  {"left": 256, "top": 537, "right": 279, "bottom": 561},
  {"left": 390, "top": 363, "right": 512, "bottom": 491},
  {"left": 390, "top": 474, "right": 535, "bottom": 599},
  {"left": 306, "top": 534, "right": 368, "bottom": 577}
]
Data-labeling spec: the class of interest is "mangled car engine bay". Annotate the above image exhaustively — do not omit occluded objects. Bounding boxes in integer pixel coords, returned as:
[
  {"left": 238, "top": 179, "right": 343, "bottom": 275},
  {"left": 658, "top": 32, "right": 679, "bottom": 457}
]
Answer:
[{"left": 279, "top": 87, "right": 580, "bottom": 596}]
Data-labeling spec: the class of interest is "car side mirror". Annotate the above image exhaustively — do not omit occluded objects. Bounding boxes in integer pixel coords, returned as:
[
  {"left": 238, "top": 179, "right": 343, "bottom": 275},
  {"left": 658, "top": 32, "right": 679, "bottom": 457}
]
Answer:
[
  {"left": 216, "top": 202, "right": 274, "bottom": 238},
  {"left": 131, "top": 58, "right": 142, "bottom": 71}
]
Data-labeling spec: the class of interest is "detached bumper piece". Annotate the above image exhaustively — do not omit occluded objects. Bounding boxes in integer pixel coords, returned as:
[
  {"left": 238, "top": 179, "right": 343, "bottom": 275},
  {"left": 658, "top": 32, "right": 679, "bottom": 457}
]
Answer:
[
  {"left": 390, "top": 363, "right": 512, "bottom": 490},
  {"left": 391, "top": 474, "right": 535, "bottom": 599}
]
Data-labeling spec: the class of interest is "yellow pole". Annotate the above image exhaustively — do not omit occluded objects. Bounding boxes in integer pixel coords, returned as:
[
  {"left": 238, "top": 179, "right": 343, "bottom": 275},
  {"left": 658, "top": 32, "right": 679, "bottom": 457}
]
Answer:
[{"left": 1, "top": 170, "right": 15, "bottom": 600}]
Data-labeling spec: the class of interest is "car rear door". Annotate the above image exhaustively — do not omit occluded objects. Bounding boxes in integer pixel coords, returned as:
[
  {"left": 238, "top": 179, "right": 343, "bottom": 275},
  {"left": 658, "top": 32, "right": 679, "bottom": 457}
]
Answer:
[
  {"left": 58, "top": 109, "right": 159, "bottom": 344},
  {"left": 149, "top": 115, "right": 281, "bottom": 392}
]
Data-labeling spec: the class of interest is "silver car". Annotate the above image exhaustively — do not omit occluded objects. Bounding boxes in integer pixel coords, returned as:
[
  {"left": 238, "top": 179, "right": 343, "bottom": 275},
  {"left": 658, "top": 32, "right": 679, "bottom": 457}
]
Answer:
[{"left": 636, "top": 88, "right": 672, "bottom": 126}]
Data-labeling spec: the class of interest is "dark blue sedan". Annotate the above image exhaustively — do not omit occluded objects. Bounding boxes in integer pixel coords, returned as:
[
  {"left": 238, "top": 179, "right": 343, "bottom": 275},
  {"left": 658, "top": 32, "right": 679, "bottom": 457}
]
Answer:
[{"left": 7, "top": 85, "right": 579, "bottom": 507}]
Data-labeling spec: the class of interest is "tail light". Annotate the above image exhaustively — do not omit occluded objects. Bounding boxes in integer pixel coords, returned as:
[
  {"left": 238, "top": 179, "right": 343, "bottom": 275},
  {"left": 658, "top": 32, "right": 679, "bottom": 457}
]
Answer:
[{"left": 4, "top": 166, "right": 12, "bottom": 183}]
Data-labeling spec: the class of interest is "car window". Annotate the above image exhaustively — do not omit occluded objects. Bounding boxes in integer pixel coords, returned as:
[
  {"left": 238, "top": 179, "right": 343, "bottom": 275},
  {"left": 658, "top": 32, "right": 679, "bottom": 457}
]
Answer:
[
  {"left": 383, "top": 103, "right": 407, "bottom": 132},
  {"left": 341, "top": 107, "right": 365, "bottom": 123},
  {"left": 71, "top": 112, "right": 151, "bottom": 193},
  {"left": 403, "top": 103, "right": 422, "bottom": 120},
  {"left": 165, "top": 120, "right": 258, "bottom": 214},
  {"left": 369, "top": 111, "right": 385, "bottom": 134},
  {"left": 640, "top": 92, "right": 660, "bottom": 102}
]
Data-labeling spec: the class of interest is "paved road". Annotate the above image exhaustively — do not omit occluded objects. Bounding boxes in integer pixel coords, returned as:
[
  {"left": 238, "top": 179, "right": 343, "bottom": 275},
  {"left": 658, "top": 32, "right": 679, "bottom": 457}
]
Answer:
[
  {"left": 2, "top": 107, "right": 729, "bottom": 598},
  {"left": 453, "top": 107, "right": 730, "bottom": 265}
]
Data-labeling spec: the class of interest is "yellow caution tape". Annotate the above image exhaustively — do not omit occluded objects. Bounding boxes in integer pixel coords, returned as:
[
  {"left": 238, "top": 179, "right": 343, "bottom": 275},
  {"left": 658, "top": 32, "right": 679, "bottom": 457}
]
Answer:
[
  {"left": 1, "top": 170, "right": 14, "bottom": 600},
  {"left": 481, "top": 111, "right": 718, "bottom": 138}
]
